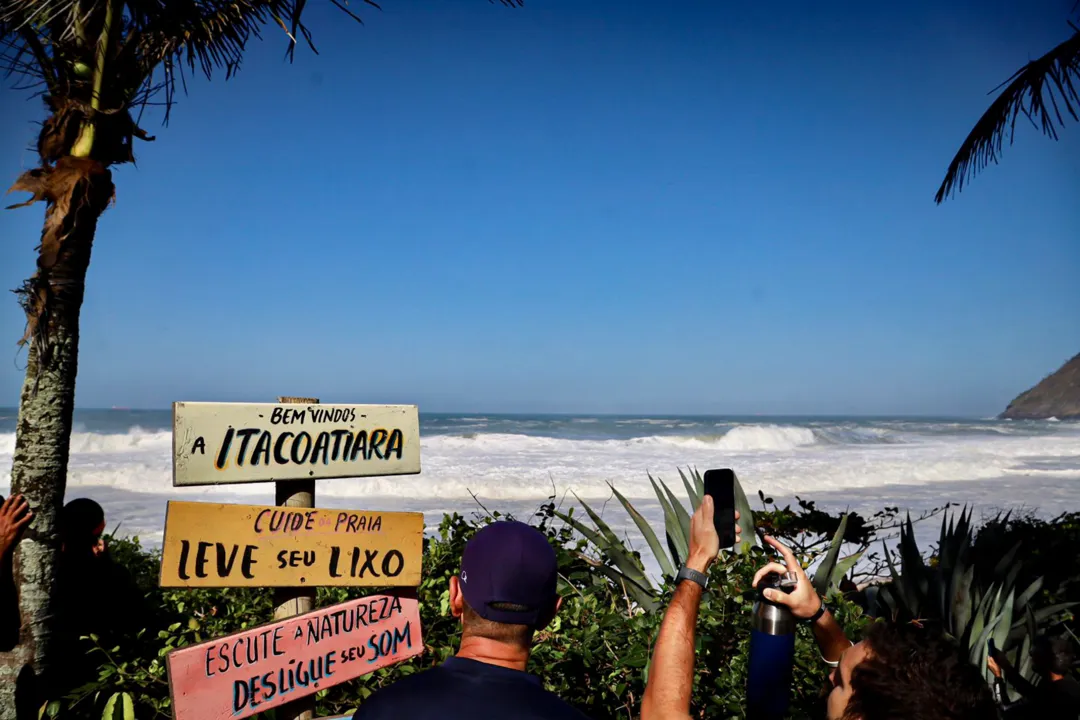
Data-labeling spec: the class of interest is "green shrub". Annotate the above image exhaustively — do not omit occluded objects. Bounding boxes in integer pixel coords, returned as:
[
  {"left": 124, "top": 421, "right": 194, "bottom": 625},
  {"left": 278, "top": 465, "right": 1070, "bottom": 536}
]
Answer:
[
  {"left": 50, "top": 498, "right": 867, "bottom": 720},
  {"left": 968, "top": 510, "right": 1080, "bottom": 681},
  {"left": 49, "top": 478, "right": 1079, "bottom": 720},
  {"left": 970, "top": 511, "right": 1080, "bottom": 603},
  {"left": 869, "top": 508, "right": 1078, "bottom": 687}
]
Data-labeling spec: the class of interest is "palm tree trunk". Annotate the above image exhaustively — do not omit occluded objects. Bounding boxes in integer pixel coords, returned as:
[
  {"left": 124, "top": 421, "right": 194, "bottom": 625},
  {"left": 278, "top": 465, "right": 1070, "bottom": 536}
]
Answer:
[{"left": 0, "top": 157, "right": 113, "bottom": 720}]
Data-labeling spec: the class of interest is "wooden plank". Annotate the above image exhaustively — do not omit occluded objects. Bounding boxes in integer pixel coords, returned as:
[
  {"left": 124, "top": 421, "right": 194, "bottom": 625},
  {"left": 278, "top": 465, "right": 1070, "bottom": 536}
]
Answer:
[
  {"left": 160, "top": 501, "right": 423, "bottom": 588},
  {"left": 172, "top": 402, "right": 421, "bottom": 487},
  {"left": 167, "top": 593, "right": 422, "bottom": 720}
]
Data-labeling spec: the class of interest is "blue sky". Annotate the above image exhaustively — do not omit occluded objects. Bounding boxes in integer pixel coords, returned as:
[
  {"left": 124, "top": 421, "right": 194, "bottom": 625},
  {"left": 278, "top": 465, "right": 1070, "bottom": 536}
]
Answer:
[{"left": 1, "top": 0, "right": 1077, "bottom": 415}]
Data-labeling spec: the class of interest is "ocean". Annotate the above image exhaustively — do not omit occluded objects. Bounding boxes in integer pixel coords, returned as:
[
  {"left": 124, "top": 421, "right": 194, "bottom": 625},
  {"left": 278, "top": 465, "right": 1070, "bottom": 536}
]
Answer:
[{"left": 2, "top": 410, "right": 1079, "bottom": 572}]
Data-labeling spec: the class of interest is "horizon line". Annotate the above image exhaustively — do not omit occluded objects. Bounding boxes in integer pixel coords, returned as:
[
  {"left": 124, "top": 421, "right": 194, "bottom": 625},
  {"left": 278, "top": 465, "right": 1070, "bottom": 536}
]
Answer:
[{"left": 0, "top": 406, "right": 1002, "bottom": 421}]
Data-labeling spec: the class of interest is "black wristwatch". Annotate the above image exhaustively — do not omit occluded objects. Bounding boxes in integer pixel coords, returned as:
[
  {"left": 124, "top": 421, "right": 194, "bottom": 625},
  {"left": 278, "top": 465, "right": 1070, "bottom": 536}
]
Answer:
[
  {"left": 676, "top": 565, "right": 709, "bottom": 589},
  {"left": 801, "top": 602, "right": 827, "bottom": 624}
]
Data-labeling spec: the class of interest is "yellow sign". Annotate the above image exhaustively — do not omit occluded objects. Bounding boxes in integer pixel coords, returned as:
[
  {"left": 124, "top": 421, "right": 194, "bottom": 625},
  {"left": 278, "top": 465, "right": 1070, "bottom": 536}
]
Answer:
[
  {"left": 172, "top": 402, "right": 421, "bottom": 487},
  {"left": 160, "top": 501, "right": 423, "bottom": 588}
]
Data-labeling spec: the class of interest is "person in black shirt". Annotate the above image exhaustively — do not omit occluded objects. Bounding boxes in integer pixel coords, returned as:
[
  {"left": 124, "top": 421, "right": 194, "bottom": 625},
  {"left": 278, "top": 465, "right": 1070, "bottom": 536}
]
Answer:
[
  {"left": 352, "top": 520, "right": 587, "bottom": 720},
  {"left": 990, "top": 633, "right": 1080, "bottom": 720},
  {"left": 55, "top": 498, "right": 148, "bottom": 685}
]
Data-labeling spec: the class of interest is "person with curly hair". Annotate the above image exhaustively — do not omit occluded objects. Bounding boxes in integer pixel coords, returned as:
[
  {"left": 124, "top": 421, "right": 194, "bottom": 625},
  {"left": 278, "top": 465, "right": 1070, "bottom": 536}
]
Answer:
[
  {"left": 640, "top": 499, "right": 996, "bottom": 720},
  {"left": 829, "top": 621, "right": 998, "bottom": 720}
]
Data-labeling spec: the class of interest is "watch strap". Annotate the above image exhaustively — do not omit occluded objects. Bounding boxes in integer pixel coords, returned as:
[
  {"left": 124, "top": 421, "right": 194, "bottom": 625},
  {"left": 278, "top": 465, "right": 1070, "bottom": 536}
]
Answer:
[
  {"left": 802, "top": 602, "right": 827, "bottom": 624},
  {"left": 676, "top": 566, "right": 709, "bottom": 589}
]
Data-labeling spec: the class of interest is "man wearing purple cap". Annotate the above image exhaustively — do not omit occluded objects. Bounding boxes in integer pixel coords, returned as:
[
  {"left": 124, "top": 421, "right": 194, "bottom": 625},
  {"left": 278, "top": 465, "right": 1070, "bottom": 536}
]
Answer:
[{"left": 352, "top": 519, "right": 588, "bottom": 719}]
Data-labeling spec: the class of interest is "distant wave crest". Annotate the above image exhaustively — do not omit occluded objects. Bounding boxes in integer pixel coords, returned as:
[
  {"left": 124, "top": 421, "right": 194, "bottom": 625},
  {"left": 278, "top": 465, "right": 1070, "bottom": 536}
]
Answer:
[
  {"left": 425, "top": 424, "right": 819, "bottom": 452},
  {"left": 0, "top": 427, "right": 171, "bottom": 456},
  {"left": 645, "top": 425, "right": 819, "bottom": 451}
]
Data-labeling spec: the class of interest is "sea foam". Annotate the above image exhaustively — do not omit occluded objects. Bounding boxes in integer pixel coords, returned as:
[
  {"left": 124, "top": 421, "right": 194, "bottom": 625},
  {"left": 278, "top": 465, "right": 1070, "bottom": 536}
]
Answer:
[
  {"left": 3, "top": 420, "right": 1079, "bottom": 506},
  {"left": 3, "top": 417, "right": 1080, "bottom": 568}
]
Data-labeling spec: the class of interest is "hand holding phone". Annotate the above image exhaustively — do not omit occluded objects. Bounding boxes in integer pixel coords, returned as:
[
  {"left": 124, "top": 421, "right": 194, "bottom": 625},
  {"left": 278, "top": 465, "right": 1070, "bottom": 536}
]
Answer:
[{"left": 703, "top": 469, "right": 737, "bottom": 548}]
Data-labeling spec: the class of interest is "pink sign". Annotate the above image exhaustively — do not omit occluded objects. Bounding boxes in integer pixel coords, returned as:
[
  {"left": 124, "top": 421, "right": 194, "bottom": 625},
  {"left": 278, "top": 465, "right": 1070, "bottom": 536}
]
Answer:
[{"left": 167, "top": 592, "right": 422, "bottom": 720}]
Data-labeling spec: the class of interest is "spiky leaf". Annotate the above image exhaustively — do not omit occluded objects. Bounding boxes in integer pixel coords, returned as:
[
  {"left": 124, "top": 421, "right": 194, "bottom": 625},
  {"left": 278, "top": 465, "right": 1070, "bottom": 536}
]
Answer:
[
  {"left": 555, "top": 505, "right": 654, "bottom": 598},
  {"left": 1014, "top": 576, "right": 1044, "bottom": 612},
  {"left": 590, "top": 563, "right": 660, "bottom": 613},
  {"left": 989, "top": 589, "right": 1016, "bottom": 664},
  {"left": 607, "top": 483, "right": 676, "bottom": 580},
  {"left": 952, "top": 565, "right": 976, "bottom": 639},
  {"left": 812, "top": 513, "right": 849, "bottom": 597},
  {"left": 661, "top": 478, "right": 693, "bottom": 553},
  {"left": 993, "top": 541, "right": 1023, "bottom": 581},
  {"left": 690, "top": 467, "right": 705, "bottom": 498},
  {"left": 649, "top": 473, "right": 688, "bottom": 565},
  {"left": 731, "top": 471, "right": 757, "bottom": 553},
  {"left": 678, "top": 467, "right": 701, "bottom": 511}
]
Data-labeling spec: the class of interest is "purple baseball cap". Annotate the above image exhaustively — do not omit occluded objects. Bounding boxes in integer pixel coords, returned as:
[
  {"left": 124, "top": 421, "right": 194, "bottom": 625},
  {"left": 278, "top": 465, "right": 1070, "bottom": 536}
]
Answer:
[{"left": 459, "top": 520, "right": 558, "bottom": 626}]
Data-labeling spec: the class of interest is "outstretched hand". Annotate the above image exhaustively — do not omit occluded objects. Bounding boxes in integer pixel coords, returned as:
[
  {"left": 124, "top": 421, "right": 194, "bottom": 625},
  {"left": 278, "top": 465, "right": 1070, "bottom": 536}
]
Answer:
[
  {"left": 686, "top": 496, "right": 741, "bottom": 573},
  {"left": 751, "top": 535, "right": 822, "bottom": 620},
  {"left": 0, "top": 494, "right": 33, "bottom": 557}
]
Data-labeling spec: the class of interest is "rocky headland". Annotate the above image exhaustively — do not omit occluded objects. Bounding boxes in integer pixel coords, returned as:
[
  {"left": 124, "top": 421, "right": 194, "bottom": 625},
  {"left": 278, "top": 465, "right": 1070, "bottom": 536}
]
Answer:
[{"left": 1000, "top": 353, "right": 1080, "bottom": 420}]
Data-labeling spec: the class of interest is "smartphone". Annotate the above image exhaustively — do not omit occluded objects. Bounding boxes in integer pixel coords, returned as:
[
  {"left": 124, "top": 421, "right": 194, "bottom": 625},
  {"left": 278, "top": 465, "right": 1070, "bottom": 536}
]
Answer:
[
  {"left": 703, "top": 468, "right": 737, "bottom": 547},
  {"left": 987, "top": 638, "right": 997, "bottom": 656}
]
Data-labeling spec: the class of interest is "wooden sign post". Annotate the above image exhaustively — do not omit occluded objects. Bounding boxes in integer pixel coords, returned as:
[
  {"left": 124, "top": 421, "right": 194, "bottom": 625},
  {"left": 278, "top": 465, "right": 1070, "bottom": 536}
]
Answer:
[
  {"left": 276, "top": 396, "right": 319, "bottom": 720},
  {"left": 167, "top": 592, "right": 423, "bottom": 720},
  {"left": 168, "top": 397, "right": 424, "bottom": 720}
]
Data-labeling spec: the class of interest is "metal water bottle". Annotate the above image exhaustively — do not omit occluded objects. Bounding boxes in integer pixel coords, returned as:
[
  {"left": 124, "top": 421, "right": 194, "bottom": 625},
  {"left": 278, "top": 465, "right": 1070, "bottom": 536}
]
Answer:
[{"left": 746, "top": 571, "right": 798, "bottom": 720}]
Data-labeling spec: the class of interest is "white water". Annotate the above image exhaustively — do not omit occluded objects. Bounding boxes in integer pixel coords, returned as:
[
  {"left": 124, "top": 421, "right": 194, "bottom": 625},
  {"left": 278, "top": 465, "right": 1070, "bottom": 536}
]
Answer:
[{"left": 3, "top": 417, "right": 1079, "bottom": 556}]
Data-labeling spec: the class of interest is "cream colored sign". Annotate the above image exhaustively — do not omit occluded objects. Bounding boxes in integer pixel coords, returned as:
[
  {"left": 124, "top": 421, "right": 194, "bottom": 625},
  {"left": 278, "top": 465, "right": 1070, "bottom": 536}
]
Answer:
[
  {"left": 160, "top": 501, "right": 424, "bottom": 588},
  {"left": 172, "top": 402, "right": 421, "bottom": 487}
]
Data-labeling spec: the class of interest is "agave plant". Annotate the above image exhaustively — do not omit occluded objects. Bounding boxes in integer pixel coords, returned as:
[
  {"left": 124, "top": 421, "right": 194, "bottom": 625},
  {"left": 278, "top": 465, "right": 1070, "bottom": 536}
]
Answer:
[
  {"left": 811, "top": 512, "right": 863, "bottom": 600},
  {"left": 556, "top": 468, "right": 860, "bottom": 612},
  {"left": 873, "top": 507, "right": 1077, "bottom": 684}
]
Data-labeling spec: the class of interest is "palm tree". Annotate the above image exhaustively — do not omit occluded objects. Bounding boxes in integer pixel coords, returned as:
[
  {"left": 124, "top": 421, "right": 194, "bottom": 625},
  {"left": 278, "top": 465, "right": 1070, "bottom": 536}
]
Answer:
[
  {"left": 0, "top": 2, "right": 519, "bottom": 717},
  {"left": 935, "top": 11, "right": 1080, "bottom": 202}
]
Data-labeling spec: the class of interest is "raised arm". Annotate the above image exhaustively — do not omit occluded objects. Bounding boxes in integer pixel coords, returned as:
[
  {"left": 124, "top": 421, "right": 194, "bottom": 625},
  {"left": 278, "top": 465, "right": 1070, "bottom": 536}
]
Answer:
[
  {"left": 641, "top": 570, "right": 706, "bottom": 720},
  {"left": 641, "top": 497, "right": 739, "bottom": 720},
  {"left": 988, "top": 651, "right": 1039, "bottom": 701},
  {"left": 752, "top": 535, "right": 852, "bottom": 663}
]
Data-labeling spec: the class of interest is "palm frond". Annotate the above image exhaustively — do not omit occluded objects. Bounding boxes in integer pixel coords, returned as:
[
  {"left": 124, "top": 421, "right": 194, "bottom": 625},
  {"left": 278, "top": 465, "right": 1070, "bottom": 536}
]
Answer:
[
  {"left": 1, "top": 0, "right": 522, "bottom": 128},
  {"left": 935, "top": 28, "right": 1080, "bottom": 203}
]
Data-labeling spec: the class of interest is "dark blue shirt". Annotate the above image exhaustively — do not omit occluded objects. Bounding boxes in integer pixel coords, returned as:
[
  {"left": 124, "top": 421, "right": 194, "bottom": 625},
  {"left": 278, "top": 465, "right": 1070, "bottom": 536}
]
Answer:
[{"left": 352, "top": 656, "right": 588, "bottom": 720}]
